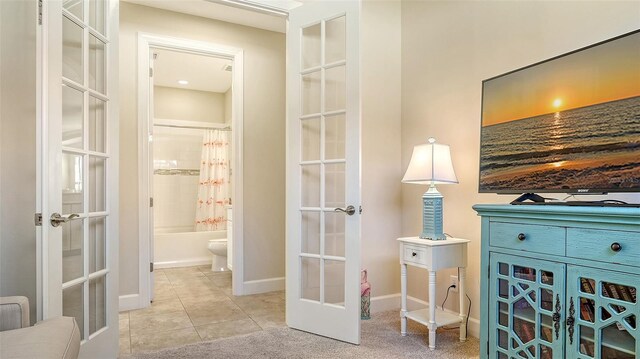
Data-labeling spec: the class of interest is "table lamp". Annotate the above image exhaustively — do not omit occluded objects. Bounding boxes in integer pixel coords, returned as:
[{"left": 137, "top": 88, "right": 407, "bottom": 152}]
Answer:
[{"left": 402, "top": 138, "right": 458, "bottom": 240}]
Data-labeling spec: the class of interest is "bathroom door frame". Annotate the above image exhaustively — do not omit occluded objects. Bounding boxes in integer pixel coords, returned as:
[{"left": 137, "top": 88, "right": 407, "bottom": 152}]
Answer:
[{"left": 134, "top": 33, "right": 245, "bottom": 310}]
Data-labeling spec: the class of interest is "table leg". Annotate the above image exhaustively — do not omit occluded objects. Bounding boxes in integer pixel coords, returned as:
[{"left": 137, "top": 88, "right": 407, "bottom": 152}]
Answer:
[
  {"left": 459, "top": 266, "right": 467, "bottom": 342},
  {"left": 400, "top": 263, "right": 407, "bottom": 336},
  {"left": 428, "top": 270, "right": 436, "bottom": 350}
]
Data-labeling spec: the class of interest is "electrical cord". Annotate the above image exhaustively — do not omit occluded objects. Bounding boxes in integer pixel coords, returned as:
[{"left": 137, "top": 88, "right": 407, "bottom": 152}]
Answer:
[{"left": 440, "top": 273, "right": 472, "bottom": 332}]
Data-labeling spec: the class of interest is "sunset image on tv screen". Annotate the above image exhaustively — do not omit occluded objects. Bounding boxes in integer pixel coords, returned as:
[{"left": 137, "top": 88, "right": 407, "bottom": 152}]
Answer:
[{"left": 479, "top": 31, "right": 640, "bottom": 193}]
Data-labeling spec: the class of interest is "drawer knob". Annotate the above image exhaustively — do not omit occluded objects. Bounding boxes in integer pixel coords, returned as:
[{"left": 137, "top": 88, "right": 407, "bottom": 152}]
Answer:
[
  {"left": 517, "top": 233, "right": 526, "bottom": 241},
  {"left": 611, "top": 242, "right": 622, "bottom": 252},
  {"left": 412, "top": 251, "right": 417, "bottom": 257}
]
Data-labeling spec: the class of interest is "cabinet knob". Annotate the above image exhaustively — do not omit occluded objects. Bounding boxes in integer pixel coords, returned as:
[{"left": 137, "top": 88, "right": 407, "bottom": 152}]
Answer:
[
  {"left": 517, "top": 233, "right": 526, "bottom": 241},
  {"left": 610, "top": 242, "right": 622, "bottom": 252},
  {"left": 412, "top": 251, "right": 417, "bottom": 257}
]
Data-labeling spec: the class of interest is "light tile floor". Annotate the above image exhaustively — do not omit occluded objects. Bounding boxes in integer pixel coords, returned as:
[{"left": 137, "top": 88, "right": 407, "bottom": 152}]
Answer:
[{"left": 119, "top": 266, "right": 285, "bottom": 354}]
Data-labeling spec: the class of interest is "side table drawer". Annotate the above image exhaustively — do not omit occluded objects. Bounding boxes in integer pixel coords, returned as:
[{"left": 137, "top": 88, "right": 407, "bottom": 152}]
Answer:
[
  {"left": 567, "top": 228, "right": 640, "bottom": 267},
  {"left": 490, "top": 222, "right": 565, "bottom": 256},
  {"left": 403, "top": 244, "right": 427, "bottom": 266}
]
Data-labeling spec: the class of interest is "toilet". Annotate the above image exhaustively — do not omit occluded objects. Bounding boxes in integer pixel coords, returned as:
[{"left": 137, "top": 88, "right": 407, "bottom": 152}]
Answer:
[{"left": 208, "top": 239, "right": 228, "bottom": 272}]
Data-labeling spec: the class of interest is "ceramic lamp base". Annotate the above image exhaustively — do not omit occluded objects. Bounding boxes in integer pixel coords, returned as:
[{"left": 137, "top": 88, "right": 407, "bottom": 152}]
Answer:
[{"left": 419, "top": 186, "right": 446, "bottom": 240}]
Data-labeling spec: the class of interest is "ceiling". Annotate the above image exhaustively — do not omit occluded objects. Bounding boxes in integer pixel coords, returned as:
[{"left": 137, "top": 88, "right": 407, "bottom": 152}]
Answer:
[
  {"left": 153, "top": 49, "right": 233, "bottom": 93},
  {"left": 123, "top": 0, "right": 290, "bottom": 33}
]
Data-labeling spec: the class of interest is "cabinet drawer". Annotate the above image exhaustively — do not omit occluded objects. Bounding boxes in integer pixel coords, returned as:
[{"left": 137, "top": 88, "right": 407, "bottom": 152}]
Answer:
[
  {"left": 403, "top": 245, "right": 427, "bottom": 266},
  {"left": 567, "top": 228, "right": 640, "bottom": 267},
  {"left": 490, "top": 222, "right": 565, "bottom": 256}
]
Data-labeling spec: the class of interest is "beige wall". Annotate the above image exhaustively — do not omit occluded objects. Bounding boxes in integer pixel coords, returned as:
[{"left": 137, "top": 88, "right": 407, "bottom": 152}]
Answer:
[
  {"left": 224, "top": 88, "right": 232, "bottom": 125},
  {"left": 120, "top": 3, "right": 285, "bottom": 296},
  {"left": 0, "top": 0, "right": 38, "bottom": 324},
  {"left": 401, "top": 0, "right": 640, "bottom": 327},
  {"left": 361, "top": 0, "right": 403, "bottom": 298},
  {"left": 154, "top": 86, "right": 226, "bottom": 123}
]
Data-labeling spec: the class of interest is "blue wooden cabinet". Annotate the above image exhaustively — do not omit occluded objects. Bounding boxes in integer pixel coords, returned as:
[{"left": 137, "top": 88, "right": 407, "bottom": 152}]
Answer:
[{"left": 474, "top": 205, "right": 639, "bottom": 359}]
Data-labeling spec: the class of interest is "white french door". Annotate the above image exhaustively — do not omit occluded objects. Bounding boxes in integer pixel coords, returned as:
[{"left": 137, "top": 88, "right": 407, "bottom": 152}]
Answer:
[
  {"left": 42, "top": 0, "right": 119, "bottom": 357},
  {"left": 286, "top": 1, "right": 361, "bottom": 344}
]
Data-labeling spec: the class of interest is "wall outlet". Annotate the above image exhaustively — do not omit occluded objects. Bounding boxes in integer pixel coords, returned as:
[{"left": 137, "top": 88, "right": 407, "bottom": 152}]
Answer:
[{"left": 449, "top": 275, "right": 459, "bottom": 292}]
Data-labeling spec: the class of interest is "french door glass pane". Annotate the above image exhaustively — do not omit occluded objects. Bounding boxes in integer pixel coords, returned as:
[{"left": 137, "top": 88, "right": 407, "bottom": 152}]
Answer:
[
  {"left": 325, "top": 16, "right": 345, "bottom": 64},
  {"left": 301, "top": 165, "right": 321, "bottom": 208},
  {"left": 64, "top": 0, "right": 83, "bottom": 20},
  {"left": 324, "top": 114, "right": 345, "bottom": 160},
  {"left": 324, "top": 259, "right": 345, "bottom": 306},
  {"left": 301, "top": 23, "right": 321, "bottom": 70},
  {"left": 63, "top": 16, "right": 83, "bottom": 84},
  {"left": 62, "top": 85, "right": 84, "bottom": 149},
  {"left": 89, "top": 217, "right": 106, "bottom": 273},
  {"left": 89, "top": 0, "right": 105, "bottom": 34},
  {"left": 301, "top": 212, "right": 321, "bottom": 255},
  {"left": 301, "top": 118, "right": 321, "bottom": 161},
  {"left": 62, "top": 219, "right": 84, "bottom": 283},
  {"left": 63, "top": 284, "right": 85, "bottom": 339},
  {"left": 324, "top": 163, "right": 345, "bottom": 208},
  {"left": 62, "top": 153, "right": 84, "bottom": 210},
  {"left": 89, "top": 35, "right": 106, "bottom": 94},
  {"left": 324, "top": 65, "right": 345, "bottom": 112},
  {"left": 89, "top": 276, "right": 106, "bottom": 335},
  {"left": 89, "top": 157, "right": 106, "bottom": 212},
  {"left": 89, "top": 96, "right": 106, "bottom": 153},
  {"left": 324, "top": 212, "right": 344, "bottom": 257},
  {"left": 301, "top": 257, "right": 320, "bottom": 302},
  {"left": 302, "top": 71, "right": 321, "bottom": 115}
]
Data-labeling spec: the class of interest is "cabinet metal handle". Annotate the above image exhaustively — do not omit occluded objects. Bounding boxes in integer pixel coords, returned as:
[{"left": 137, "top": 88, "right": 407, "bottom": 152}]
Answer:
[
  {"left": 552, "top": 294, "right": 561, "bottom": 340},
  {"left": 611, "top": 242, "right": 622, "bottom": 252},
  {"left": 567, "top": 297, "right": 576, "bottom": 344},
  {"left": 517, "top": 233, "right": 526, "bottom": 241},
  {"left": 50, "top": 213, "right": 80, "bottom": 227},
  {"left": 334, "top": 205, "right": 356, "bottom": 216}
]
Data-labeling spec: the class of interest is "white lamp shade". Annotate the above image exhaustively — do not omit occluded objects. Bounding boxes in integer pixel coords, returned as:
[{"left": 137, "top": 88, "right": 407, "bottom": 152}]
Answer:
[{"left": 402, "top": 141, "right": 458, "bottom": 185}]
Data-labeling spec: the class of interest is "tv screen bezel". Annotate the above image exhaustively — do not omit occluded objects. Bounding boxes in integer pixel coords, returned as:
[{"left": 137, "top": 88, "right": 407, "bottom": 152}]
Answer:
[{"left": 478, "top": 28, "right": 640, "bottom": 195}]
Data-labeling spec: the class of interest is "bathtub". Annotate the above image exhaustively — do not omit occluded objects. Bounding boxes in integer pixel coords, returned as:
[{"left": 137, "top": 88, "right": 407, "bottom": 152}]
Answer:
[{"left": 154, "top": 227, "right": 227, "bottom": 269}]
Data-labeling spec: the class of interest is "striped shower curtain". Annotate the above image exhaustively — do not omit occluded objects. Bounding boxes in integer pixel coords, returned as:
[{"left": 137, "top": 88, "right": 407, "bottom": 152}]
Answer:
[{"left": 195, "top": 129, "right": 230, "bottom": 231}]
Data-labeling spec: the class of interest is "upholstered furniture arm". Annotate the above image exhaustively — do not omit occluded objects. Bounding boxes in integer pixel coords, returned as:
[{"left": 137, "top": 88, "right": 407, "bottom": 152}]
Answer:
[{"left": 0, "top": 296, "right": 30, "bottom": 332}]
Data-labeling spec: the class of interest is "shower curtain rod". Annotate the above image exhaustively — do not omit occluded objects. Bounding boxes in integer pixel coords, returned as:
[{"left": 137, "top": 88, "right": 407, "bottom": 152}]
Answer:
[{"left": 154, "top": 123, "right": 232, "bottom": 131}]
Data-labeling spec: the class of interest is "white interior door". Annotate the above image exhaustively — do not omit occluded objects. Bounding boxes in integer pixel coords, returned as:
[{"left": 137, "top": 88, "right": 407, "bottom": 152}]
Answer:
[
  {"left": 42, "top": 0, "right": 119, "bottom": 357},
  {"left": 286, "top": 1, "right": 361, "bottom": 344}
]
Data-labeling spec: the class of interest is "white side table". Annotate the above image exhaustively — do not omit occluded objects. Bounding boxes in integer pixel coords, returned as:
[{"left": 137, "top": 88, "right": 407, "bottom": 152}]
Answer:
[{"left": 398, "top": 236, "right": 469, "bottom": 350}]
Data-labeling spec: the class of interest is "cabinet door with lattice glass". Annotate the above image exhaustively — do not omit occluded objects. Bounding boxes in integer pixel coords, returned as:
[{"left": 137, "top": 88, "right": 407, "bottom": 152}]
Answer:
[
  {"left": 566, "top": 266, "right": 638, "bottom": 359},
  {"left": 490, "top": 253, "right": 566, "bottom": 359}
]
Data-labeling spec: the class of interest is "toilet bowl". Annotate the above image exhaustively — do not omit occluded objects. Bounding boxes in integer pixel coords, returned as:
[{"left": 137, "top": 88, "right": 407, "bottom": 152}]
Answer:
[{"left": 208, "top": 239, "right": 228, "bottom": 272}]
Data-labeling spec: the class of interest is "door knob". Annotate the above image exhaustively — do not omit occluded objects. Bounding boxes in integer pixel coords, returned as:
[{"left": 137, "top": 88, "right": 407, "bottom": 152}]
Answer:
[
  {"left": 50, "top": 213, "right": 80, "bottom": 227},
  {"left": 334, "top": 205, "right": 356, "bottom": 216}
]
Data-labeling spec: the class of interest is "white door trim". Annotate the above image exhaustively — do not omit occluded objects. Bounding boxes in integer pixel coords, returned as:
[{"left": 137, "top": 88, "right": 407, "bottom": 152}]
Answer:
[{"left": 135, "top": 33, "right": 245, "bottom": 309}]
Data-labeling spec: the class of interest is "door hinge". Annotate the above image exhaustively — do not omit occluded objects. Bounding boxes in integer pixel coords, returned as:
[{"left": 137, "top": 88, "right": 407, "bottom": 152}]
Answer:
[
  {"left": 150, "top": 262, "right": 154, "bottom": 272},
  {"left": 150, "top": 197, "right": 154, "bottom": 207},
  {"left": 487, "top": 263, "right": 490, "bottom": 278},
  {"left": 38, "top": 0, "right": 43, "bottom": 25},
  {"left": 486, "top": 341, "right": 489, "bottom": 355},
  {"left": 34, "top": 213, "right": 42, "bottom": 226},
  {"left": 149, "top": 67, "right": 153, "bottom": 77}
]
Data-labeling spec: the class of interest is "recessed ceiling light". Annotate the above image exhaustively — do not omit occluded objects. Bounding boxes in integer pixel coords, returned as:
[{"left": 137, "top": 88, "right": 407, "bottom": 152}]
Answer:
[{"left": 178, "top": 80, "right": 189, "bottom": 85}]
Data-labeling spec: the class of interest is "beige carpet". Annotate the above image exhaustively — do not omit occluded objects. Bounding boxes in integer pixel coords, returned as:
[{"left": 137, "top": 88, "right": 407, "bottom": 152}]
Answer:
[{"left": 120, "top": 310, "right": 479, "bottom": 358}]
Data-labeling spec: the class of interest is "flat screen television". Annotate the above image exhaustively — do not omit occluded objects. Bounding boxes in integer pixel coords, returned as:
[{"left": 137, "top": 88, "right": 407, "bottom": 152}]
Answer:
[{"left": 479, "top": 29, "right": 640, "bottom": 195}]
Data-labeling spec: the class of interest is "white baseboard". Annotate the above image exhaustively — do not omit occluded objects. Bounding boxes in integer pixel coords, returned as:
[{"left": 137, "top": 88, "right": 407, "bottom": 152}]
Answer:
[
  {"left": 242, "top": 277, "right": 285, "bottom": 295},
  {"left": 370, "top": 293, "right": 401, "bottom": 313},
  {"left": 368, "top": 293, "right": 480, "bottom": 339},
  {"left": 154, "top": 258, "right": 211, "bottom": 269},
  {"left": 119, "top": 294, "right": 141, "bottom": 312}
]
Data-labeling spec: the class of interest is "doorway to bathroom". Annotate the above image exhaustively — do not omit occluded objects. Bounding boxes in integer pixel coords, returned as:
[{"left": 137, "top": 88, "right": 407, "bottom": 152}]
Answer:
[{"left": 137, "top": 34, "right": 246, "bottom": 306}]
